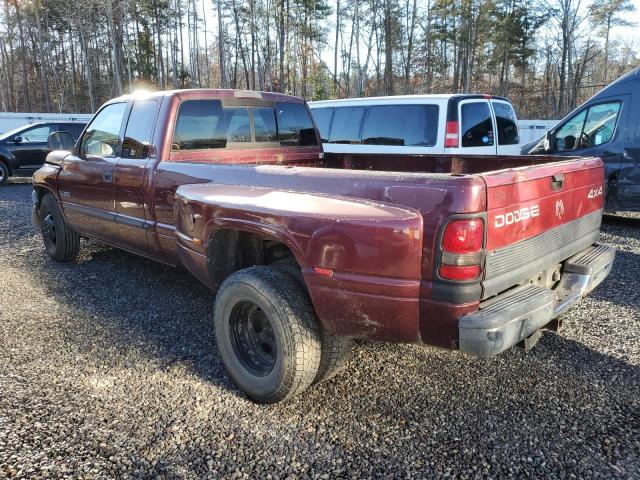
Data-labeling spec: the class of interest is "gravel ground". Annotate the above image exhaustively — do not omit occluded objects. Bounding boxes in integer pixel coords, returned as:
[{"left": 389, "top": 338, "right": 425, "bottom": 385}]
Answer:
[{"left": 0, "top": 178, "right": 638, "bottom": 479}]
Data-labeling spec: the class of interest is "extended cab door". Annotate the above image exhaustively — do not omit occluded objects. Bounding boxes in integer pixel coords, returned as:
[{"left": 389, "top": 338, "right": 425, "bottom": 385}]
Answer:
[
  {"left": 57, "top": 102, "right": 128, "bottom": 242},
  {"left": 115, "top": 98, "right": 160, "bottom": 254}
]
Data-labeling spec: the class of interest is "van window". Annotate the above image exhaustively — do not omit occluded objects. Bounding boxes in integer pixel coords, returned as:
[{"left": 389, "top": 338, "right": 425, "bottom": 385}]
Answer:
[
  {"left": 491, "top": 101, "right": 519, "bottom": 145},
  {"left": 328, "top": 107, "right": 365, "bottom": 144},
  {"left": 173, "top": 100, "right": 226, "bottom": 150},
  {"left": 123, "top": 100, "right": 158, "bottom": 159},
  {"left": 312, "top": 108, "right": 333, "bottom": 142},
  {"left": 275, "top": 102, "right": 317, "bottom": 146},
  {"left": 582, "top": 102, "right": 620, "bottom": 147},
  {"left": 461, "top": 102, "right": 494, "bottom": 147},
  {"left": 555, "top": 101, "right": 621, "bottom": 152},
  {"left": 362, "top": 105, "right": 438, "bottom": 146}
]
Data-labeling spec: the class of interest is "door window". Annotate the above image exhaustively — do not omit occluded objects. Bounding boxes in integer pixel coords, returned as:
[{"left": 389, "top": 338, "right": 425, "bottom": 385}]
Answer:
[
  {"left": 21, "top": 126, "right": 51, "bottom": 143},
  {"left": 311, "top": 108, "right": 333, "bottom": 142},
  {"left": 582, "top": 103, "right": 621, "bottom": 147},
  {"left": 555, "top": 101, "right": 621, "bottom": 152},
  {"left": 461, "top": 102, "right": 494, "bottom": 147},
  {"left": 491, "top": 101, "right": 519, "bottom": 145},
  {"left": 173, "top": 100, "right": 226, "bottom": 150},
  {"left": 275, "top": 102, "right": 317, "bottom": 146},
  {"left": 81, "top": 103, "right": 127, "bottom": 157},
  {"left": 123, "top": 100, "right": 158, "bottom": 159},
  {"left": 362, "top": 105, "right": 438, "bottom": 146},
  {"left": 328, "top": 106, "right": 365, "bottom": 144}
]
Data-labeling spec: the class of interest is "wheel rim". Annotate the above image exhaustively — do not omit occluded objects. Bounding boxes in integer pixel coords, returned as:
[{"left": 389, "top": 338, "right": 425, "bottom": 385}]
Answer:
[
  {"left": 229, "top": 300, "right": 277, "bottom": 376},
  {"left": 42, "top": 213, "right": 57, "bottom": 247},
  {"left": 0, "top": 167, "right": 5, "bottom": 182}
]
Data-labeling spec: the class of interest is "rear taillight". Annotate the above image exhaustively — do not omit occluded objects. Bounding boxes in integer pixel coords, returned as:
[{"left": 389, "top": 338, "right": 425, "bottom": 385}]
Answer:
[
  {"left": 444, "top": 121, "right": 459, "bottom": 148},
  {"left": 438, "top": 218, "right": 484, "bottom": 281}
]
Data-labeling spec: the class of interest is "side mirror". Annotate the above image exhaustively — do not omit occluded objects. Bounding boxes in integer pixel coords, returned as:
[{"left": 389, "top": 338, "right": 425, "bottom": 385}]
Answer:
[
  {"left": 12, "top": 135, "right": 22, "bottom": 143},
  {"left": 48, "top": 131, "right": 75, "bottom": 151}
]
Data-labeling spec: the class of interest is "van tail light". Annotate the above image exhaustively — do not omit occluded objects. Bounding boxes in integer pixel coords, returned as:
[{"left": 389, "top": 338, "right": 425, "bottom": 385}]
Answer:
[
  {"left": 444, "top": 121, "right": 459, "bottom": 148},
  {"left": 438, "top": 218, "right": 484, "bottom": 281}
]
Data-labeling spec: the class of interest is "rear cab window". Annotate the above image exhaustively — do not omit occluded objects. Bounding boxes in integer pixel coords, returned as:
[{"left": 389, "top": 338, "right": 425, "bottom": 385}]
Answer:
[{"left": 172, "top": 99, "right": 317, "bottom": 151}]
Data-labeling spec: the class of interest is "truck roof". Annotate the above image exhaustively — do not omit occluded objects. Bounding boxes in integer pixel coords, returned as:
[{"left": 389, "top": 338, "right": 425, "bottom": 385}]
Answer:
[
  {"left": 105, "top": 89, "right": 306, "bottom": 105},
  {"left": 309, "top": 93, "right": 510, "bottom": 107}
]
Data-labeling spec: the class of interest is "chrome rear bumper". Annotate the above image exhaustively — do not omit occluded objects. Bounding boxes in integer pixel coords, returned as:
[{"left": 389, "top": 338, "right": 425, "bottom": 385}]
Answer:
[{"left": 459, "top": 244, "right": 615, "bottom": 357}]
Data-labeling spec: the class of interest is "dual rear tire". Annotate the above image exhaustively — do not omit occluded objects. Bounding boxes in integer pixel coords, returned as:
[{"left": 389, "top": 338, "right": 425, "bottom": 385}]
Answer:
[{"left": 214, "top": 266, "right": 352, "bottom": 403}]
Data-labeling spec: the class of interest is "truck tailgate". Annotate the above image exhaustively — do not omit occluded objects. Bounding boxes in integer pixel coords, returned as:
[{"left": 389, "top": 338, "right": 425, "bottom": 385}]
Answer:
[{"left": 480, "top": 157, "right": 604, "bottom": 299}]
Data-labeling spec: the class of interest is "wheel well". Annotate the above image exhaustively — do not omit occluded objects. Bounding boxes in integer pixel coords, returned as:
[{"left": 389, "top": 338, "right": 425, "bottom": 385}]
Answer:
[
  {"left": 207, "top": 229, "right": 301, "bottom": 288},
  {"left": 0, "top": 156, "right": 10, "bottom": 175}
]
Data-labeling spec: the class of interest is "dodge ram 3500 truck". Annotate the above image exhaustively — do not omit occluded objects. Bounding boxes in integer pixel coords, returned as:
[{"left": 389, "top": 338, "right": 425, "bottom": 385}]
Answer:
[{"left": 32, "top": 89, "right": 615, "bottom": 403}]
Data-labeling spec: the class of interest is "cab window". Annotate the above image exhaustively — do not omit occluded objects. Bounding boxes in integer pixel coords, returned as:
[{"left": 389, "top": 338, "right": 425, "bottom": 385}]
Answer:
[
  {"left": 275, "top": 102, "right": 317, "bottom": 146},
  {"left": 173, "top": 100, "right": 226, "bottom": 150},
  {"left": 81, "top": 103, "right": 127, "bottom": 157},
  {"left": 123, "top": 100, "right": 158, "bottom": 159},
  {"left": 555, "top": 101, "right": 621, "bottom": 152},
  {"left": 461, "top": 102, "right": 494, "bottom": 147}
]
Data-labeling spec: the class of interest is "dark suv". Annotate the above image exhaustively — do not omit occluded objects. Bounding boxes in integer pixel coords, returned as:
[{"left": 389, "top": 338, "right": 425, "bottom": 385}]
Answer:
[
  {"left": 0, "top": 122, "right": 86, "bottom": 185},
  {"left": 522, "top": 67, "right": 640, "bottom": 210}
]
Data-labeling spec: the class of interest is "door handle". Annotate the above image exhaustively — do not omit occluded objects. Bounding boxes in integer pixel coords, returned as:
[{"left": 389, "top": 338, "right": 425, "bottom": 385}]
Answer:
[
  {"left": 103, "top": 172, "right": 113, "bottom": 182},
  {"left": 551, "top": 174, "right": 564, "bottom": 191}
]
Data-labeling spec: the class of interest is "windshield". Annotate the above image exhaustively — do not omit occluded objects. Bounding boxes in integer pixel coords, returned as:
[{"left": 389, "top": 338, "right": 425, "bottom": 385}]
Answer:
[{"left": 0, "top": 125, "right": 29, "bottom": 141}]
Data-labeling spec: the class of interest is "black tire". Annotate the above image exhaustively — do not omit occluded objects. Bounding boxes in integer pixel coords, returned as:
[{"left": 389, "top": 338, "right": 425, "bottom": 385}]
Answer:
[
  {"left": 315, "top": 333, "right": 353, "bottom": 384},
  {"left": 0, "top": 161, "right": 8, "bottom": 186},
  {"left": 271, "top": 260, "right": 353, "bottom": 384},
  {"left": 214, "top": 266, "right": 321, "bottom": 403},
  {"left": 39, "top": 194, "right": 80, "bottom": 262}
]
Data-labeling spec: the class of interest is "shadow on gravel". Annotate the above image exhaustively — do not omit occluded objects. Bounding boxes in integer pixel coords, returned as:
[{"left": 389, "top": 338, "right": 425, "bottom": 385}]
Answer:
[{"left": 30, "top": 244, "right": 231, "bottom": 389}]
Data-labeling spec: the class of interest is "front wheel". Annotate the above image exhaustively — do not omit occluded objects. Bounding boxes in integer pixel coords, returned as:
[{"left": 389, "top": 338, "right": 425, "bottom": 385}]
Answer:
[
  {"left": 39, "top": 194, "right": 80, "bottom": 262},
  {"left": 0, "top": 161, "right": 8, "bottom": 186},
  {"left": 214, "top": 266, "right": 322, "bottom": 403}
]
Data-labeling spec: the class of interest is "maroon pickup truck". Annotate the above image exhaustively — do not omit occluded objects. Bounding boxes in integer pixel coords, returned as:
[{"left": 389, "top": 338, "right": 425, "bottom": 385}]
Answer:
[{"left": 32, "top": 89, "right": 615, "bottom": 403}]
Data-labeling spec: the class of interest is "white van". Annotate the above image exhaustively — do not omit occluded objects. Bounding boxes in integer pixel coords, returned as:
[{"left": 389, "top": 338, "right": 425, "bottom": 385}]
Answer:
[{"left": 308, "top": 94, "right": 521, "bottom": 155}]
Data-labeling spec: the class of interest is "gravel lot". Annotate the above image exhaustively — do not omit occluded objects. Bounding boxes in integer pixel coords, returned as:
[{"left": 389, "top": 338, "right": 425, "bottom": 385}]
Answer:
[{"left": 1, "top": 179, "right": 638, "bottom": 479}]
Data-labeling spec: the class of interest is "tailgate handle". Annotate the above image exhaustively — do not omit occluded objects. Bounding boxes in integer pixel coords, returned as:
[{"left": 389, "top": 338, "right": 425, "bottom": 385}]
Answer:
[{"left": 551, "top": 174, "right": 564, "bottom": 191}]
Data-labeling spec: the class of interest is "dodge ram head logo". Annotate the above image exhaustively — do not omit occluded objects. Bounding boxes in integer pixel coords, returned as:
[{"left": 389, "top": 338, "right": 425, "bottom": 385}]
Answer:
[
  {"left": 494, "top": 205, "right": 540, "bottom": 228},
  {"left": 555, "top": 199, "right": 565, "bottom": 219}
]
